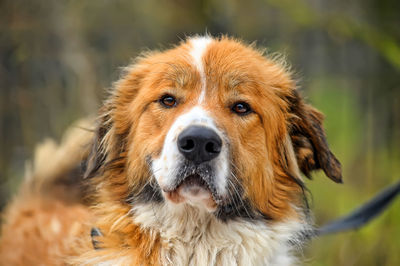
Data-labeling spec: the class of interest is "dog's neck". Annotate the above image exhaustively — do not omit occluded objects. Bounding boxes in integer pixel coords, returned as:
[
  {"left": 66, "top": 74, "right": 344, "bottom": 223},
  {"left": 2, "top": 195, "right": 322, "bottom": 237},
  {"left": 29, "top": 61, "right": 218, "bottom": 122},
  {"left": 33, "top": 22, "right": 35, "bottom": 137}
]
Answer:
[
  {"left": 130, "top": 202, "right": 309, "bottom": 266},
  {"left": 79, "top": 201, "right": 309, "bottom": 265}
]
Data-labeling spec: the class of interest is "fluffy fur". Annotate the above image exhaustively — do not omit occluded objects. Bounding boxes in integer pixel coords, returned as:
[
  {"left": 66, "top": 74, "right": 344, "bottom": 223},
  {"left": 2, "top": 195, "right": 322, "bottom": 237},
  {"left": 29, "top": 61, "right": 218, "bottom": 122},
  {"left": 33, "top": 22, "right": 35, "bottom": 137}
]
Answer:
[
  {"left": 0, "top": 36, "right": 341, "bottom": 265},
  {"left": 0, "top": 120, "right": 94, "bottom": 265}
]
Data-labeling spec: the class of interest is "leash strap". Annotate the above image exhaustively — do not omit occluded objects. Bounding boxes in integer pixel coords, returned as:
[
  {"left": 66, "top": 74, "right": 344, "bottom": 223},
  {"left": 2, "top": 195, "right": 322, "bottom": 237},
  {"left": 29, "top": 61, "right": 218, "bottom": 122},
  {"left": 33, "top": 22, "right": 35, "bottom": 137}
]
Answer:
[
  {"left": 90, "top": 227, "right": 103, "bottom": 250},
  {"left": 316, "top": 180, "right": 400, "bottom": 236}
]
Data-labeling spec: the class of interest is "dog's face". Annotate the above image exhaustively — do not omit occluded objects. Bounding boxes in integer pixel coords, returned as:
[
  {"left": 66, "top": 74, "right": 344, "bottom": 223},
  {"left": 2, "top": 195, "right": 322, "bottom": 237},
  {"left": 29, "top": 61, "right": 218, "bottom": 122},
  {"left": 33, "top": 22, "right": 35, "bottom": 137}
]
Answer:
[{"left": 88, "top": 37, "right": 342, "bottom": 221}]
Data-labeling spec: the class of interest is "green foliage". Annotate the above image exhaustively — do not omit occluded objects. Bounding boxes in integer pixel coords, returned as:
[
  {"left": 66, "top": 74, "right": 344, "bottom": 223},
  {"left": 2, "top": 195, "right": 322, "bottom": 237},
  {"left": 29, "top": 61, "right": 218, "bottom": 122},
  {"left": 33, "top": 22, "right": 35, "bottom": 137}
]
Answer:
[{"left": 305, "top": 80, "right": 400, "bottom": 265}]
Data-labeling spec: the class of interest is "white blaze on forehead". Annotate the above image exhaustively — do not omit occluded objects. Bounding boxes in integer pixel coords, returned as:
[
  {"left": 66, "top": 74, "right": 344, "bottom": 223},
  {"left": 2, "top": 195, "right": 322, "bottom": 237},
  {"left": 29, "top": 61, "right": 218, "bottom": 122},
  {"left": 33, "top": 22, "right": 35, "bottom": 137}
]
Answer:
[{"left": 189, "top": 37, "right": 212, "bottom": 104}]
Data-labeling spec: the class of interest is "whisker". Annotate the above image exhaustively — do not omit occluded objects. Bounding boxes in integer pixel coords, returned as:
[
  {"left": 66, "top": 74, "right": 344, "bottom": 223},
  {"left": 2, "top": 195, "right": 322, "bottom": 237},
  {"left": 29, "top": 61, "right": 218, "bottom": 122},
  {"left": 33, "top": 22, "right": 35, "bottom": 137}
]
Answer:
[
  {"left": 225, "top": 178, "right": 243, "bottom": 219},
  {"left": 229, "top": 171, "right": 253, "bottom": 220}
]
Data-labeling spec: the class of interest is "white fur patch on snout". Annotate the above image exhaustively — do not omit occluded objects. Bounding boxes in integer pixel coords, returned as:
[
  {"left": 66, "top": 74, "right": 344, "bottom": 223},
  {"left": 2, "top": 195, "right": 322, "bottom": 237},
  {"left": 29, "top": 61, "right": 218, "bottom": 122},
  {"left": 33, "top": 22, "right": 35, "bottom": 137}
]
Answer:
[{"left": 152, "top": 106, "right": 229, "bottom": 203}]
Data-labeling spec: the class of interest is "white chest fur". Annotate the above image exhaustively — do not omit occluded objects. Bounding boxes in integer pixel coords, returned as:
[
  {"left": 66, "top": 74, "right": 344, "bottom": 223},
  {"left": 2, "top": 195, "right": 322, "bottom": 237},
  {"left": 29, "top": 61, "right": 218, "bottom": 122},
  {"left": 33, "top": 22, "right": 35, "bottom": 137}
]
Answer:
[{"left": 132, "top": 203, "right": 308, "bottom": 266}]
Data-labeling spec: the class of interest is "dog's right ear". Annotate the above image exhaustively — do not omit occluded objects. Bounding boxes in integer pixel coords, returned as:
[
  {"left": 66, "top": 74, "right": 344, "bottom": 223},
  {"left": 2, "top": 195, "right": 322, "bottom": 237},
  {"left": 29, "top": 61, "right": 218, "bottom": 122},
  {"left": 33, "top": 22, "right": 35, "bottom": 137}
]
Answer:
[
  {"left": 84, "top": 61, "right": 150, "bottom": 179},
  {"left": 84, "top": 111, "right": 111, "bottom": 179}
]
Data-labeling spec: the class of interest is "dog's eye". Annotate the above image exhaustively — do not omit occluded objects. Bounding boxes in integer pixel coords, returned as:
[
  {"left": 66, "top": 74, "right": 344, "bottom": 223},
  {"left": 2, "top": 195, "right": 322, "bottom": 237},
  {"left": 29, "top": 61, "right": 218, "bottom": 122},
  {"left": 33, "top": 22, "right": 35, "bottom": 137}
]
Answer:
[
  {"left": 231, "top": 102, "right": 252, "bottom": 115},
  {"left": 159, "top": 95, "right": 177, "bottom": 108}
]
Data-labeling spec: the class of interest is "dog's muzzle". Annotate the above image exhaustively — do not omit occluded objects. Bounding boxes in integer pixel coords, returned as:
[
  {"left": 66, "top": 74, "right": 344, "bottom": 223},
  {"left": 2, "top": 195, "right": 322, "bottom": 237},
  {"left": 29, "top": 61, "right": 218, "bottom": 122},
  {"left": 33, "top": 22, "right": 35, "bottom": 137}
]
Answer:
[
  {"left": 151, "top": 107, "right": 229, "bottom": 211},
  {"left": 162, "top": 126, "right": 225, "bottom": 211}
]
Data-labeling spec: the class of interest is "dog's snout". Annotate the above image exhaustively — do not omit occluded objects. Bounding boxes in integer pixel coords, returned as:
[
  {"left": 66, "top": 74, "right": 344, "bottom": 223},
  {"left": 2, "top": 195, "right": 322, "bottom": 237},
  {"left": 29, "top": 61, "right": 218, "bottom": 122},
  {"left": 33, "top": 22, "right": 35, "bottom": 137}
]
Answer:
[{"left": 177, "top": 126, "right": 222, "bottom": 164}]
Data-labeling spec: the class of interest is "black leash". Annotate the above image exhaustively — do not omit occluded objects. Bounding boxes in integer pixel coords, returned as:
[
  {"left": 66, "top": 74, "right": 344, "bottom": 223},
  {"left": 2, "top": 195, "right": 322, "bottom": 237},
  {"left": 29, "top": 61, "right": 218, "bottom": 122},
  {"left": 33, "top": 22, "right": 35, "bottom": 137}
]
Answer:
[
  {"left": 316, "top": 180, "right": 400, "bottom": 236},
  {"left": 90, "top": 227, "right": 103, "bottom": 250}
]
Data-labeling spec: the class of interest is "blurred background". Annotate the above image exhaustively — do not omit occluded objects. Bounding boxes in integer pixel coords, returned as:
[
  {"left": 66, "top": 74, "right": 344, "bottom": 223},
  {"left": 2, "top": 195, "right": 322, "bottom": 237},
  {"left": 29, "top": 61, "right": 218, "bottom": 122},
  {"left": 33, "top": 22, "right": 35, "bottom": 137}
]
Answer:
[{"left": 1, "top": 0, "right": 399, "bottom": 265}]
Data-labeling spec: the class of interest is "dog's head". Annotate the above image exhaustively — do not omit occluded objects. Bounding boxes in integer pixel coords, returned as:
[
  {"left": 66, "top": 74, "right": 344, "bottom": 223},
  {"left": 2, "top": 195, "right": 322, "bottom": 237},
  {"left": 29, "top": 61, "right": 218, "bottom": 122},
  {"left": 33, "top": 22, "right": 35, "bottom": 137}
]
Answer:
[{"left": 87, "top": 36, "right": 341, "bottom": 221}]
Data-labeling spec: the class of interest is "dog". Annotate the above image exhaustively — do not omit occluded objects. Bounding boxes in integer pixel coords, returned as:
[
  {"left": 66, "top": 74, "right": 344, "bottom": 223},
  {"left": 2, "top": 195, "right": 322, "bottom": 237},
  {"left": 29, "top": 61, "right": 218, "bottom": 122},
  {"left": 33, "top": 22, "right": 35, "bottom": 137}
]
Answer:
[{"left": 0, "top": 36, "right": 342, "bottom": 265}]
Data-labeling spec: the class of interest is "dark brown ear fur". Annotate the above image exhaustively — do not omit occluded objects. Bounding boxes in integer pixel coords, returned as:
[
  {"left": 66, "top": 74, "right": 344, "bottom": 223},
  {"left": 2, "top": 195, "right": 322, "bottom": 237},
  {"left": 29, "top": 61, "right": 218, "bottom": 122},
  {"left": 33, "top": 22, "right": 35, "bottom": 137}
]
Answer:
[
  {"left": 84, "top": 61, "right": 149, "bottom": 179},
  {"left": 84, "top": 110, "right": 111, "bottom": 179},
  {"left": 288, "top": 90, "right": 342, "bottom": 183}
]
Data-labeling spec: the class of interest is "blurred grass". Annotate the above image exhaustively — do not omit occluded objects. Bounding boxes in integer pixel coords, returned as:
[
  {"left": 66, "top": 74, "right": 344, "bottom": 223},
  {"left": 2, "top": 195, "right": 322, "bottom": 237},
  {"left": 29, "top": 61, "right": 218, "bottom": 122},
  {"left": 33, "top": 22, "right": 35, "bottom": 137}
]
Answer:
[{"left": 305, "top": 79, "right": 400, "bottom": 265}]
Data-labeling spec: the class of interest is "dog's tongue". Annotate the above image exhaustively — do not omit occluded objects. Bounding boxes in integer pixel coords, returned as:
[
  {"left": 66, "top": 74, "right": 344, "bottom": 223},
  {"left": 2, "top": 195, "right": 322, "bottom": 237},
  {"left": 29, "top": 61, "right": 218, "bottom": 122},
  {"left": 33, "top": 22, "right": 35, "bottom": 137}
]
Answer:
[
  {"left": 178, "top": 175, "right": 211, "bottom": 196},
  {"left": 180, "top": 174, "right": 206, "bottom": 187},
  {"left": 179, "top": 175, "right": 210, "bottom": 197},
  {"left": 168, "top": 174, "right": 216, "bottom": 211}
]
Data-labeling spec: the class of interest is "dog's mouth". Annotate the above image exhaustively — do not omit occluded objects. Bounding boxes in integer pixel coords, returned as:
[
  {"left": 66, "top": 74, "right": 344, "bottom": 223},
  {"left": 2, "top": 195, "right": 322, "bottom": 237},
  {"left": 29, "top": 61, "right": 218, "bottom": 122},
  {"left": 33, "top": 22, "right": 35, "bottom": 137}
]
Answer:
[
  {"left": 162, "top": 174, "right": 218, "bottom": 211},
  {"left": 179, "top": 174, "right": 209, "bottom": 189}
]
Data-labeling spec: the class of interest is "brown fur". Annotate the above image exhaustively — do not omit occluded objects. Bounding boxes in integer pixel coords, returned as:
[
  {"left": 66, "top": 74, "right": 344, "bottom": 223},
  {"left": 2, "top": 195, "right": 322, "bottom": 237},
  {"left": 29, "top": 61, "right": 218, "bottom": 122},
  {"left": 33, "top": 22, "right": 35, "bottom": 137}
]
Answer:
[
  {"left": 0, "top": 195, "right": 91, "bottom": 265},
  {"left": 0, "top": 120, "right": 94, "bottom": 265},
  {"left": 0, "top": 37, "right": 341, "bottom": 265}
]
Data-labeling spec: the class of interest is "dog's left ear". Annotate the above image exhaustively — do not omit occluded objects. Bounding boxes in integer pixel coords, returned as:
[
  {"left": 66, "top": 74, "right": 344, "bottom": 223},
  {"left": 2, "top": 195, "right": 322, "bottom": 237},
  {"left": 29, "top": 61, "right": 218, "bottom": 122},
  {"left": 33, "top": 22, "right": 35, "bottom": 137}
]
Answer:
[{"left": 287, "top": 90, "right": 342, "bottom": 183}]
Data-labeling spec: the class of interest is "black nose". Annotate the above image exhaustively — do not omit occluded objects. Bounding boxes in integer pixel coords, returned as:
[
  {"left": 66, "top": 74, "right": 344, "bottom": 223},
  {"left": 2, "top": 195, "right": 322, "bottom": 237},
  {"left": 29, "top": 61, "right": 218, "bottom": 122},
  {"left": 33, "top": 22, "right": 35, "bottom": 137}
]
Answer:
[{"left": 177, "top": 126, "right": 222, "bottom": 164}]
